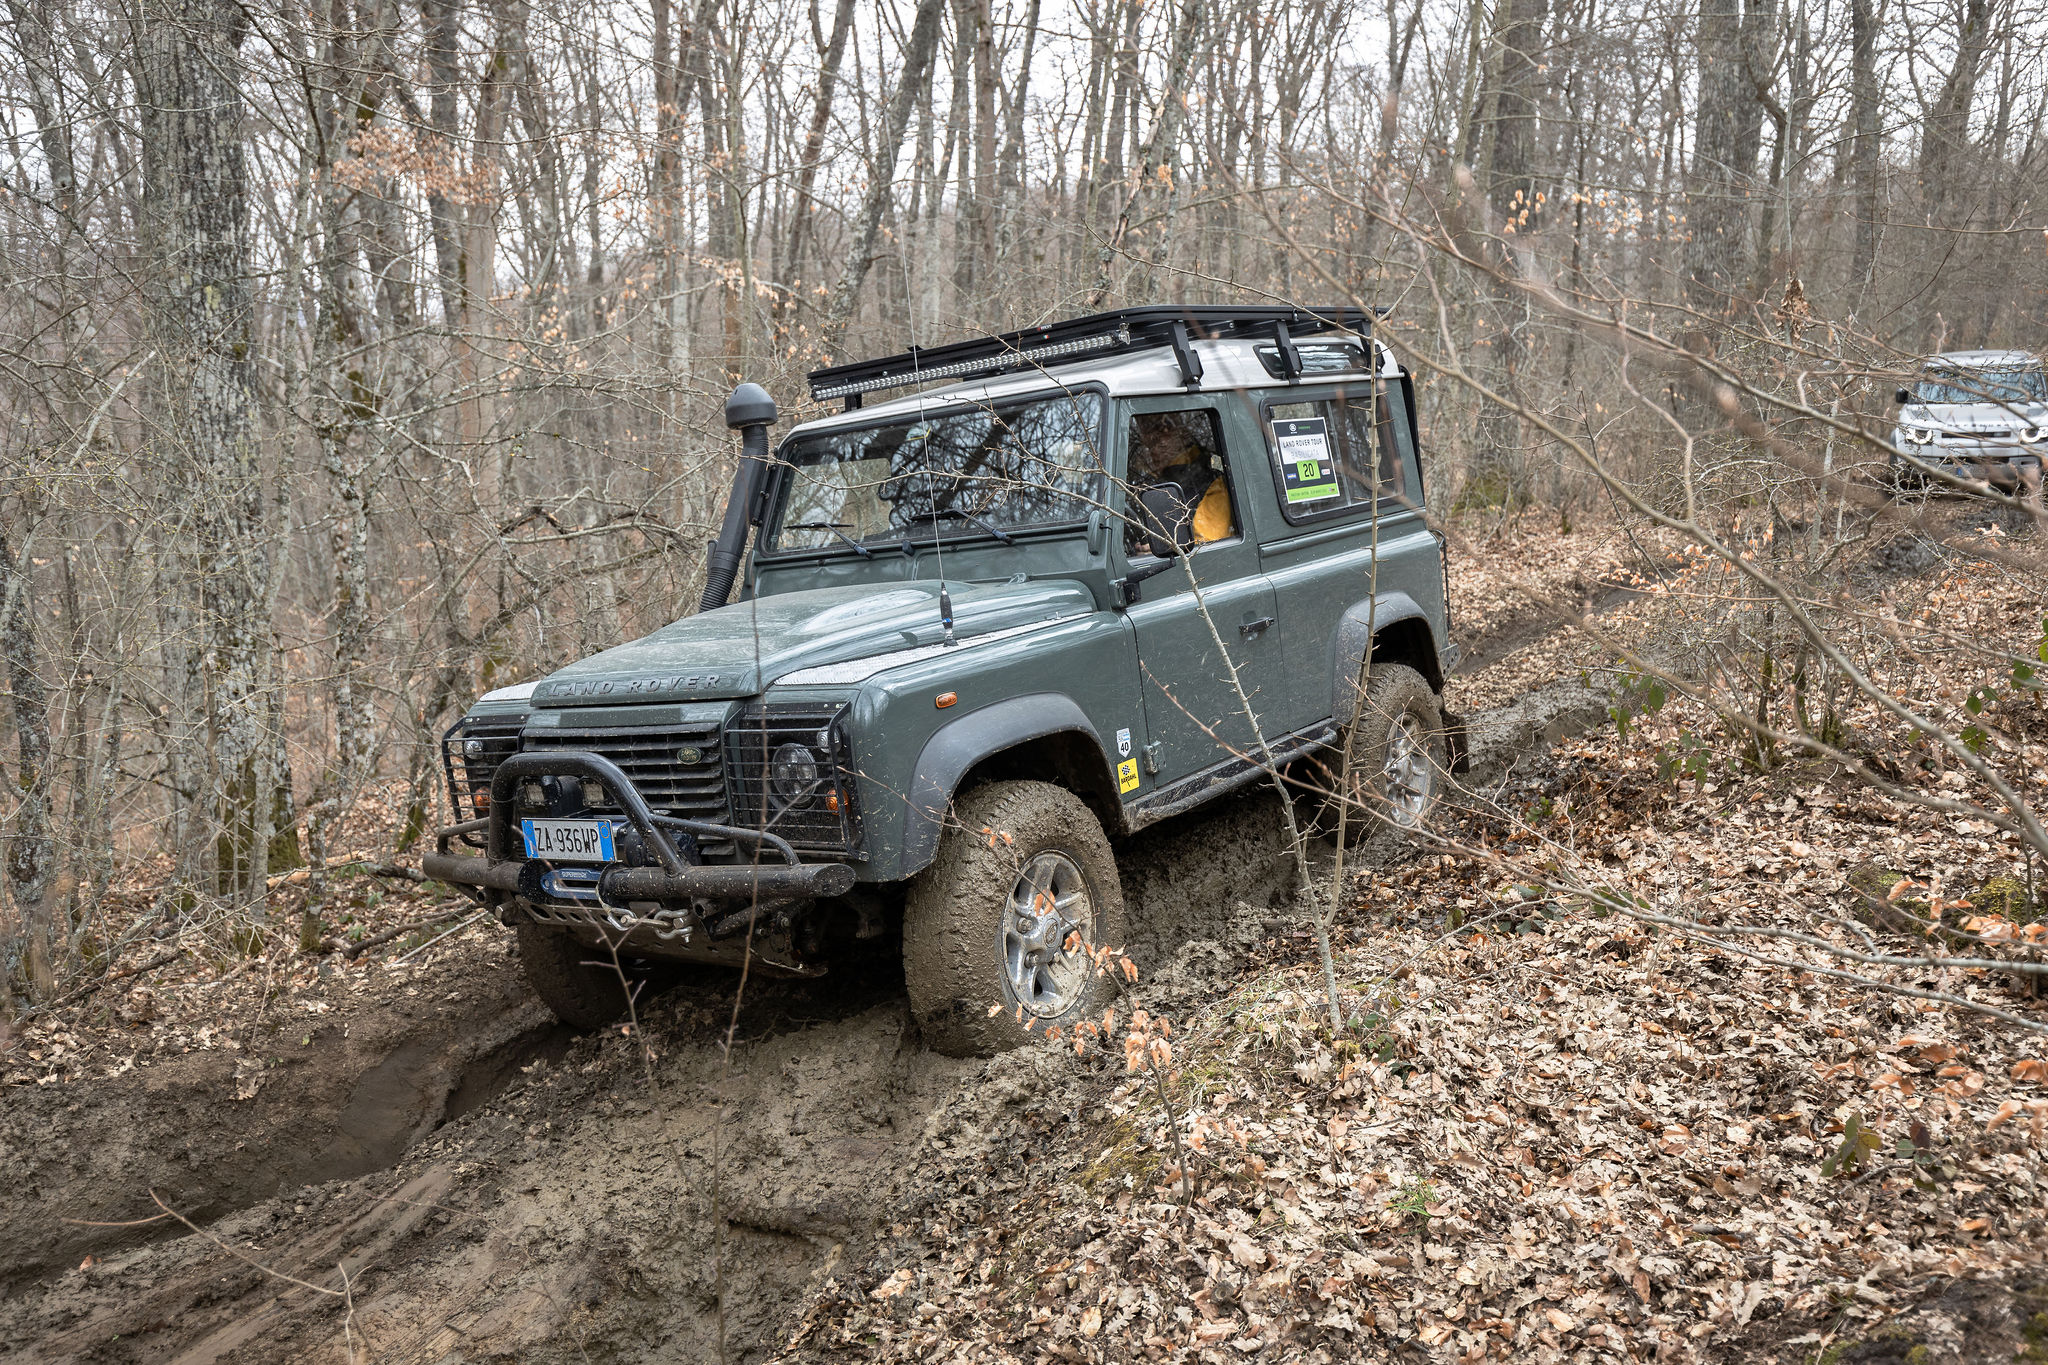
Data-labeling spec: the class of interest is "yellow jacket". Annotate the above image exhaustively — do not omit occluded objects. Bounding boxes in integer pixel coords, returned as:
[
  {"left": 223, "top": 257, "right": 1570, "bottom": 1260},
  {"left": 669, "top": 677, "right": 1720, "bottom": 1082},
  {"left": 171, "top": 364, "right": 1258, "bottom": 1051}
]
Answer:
[{"left": 1191, "top": 480, "right": 1232, "bottom": 543}]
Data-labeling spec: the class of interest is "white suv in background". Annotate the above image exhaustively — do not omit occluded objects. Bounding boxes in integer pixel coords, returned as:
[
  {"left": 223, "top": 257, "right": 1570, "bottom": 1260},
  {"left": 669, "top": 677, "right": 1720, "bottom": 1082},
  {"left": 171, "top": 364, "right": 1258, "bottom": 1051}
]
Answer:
[{"left": 1892, "top": 349, "right": 2047, "bottom": 496}]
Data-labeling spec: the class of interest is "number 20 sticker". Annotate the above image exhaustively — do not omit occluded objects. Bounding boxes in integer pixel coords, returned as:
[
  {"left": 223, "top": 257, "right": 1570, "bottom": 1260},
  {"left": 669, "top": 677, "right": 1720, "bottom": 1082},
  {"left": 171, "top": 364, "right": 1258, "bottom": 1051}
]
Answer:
[{"left": 1274, "top": 416, "right": 1339, "bottom": 503}]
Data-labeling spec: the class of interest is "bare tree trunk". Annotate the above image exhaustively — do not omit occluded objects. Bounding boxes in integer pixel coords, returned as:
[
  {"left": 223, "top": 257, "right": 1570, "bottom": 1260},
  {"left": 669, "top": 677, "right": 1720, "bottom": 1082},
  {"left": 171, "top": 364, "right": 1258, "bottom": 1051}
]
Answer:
[
  {"left": 824, "top": 0, "right": 947, "bottom": 345},
  {"left": 1684, "top": 0, "right": 1770, "bottom": 318},
  {"left": 780, "top": 0, "right": 857, "bottom": 326},
  {"left": 996, "top": 0, "right": 1043, "bottom": 274},
  {"left": 420, "top": 0, "right": 468, "bottom": 326},
  {"left": 0, "top": 520, "right": 54, "bottom": 997},
  {"left": 1468, "top": 0, "right": 1547, "bottom": 506},
  {"left": 138, "top": 0, "right": 278, "bottom": 901},
  {"left": 1920, "top": 0, "right": 1996, "bottom": 223},
  {"left": 969, "top": 0, "right": 998, "bottom": 291},
  {"left": 1088, "top": 0, "right": 1207, "bottom": 305},
  {"left": 1845, "top": 0, "right": 1881, "bottom": 308}
]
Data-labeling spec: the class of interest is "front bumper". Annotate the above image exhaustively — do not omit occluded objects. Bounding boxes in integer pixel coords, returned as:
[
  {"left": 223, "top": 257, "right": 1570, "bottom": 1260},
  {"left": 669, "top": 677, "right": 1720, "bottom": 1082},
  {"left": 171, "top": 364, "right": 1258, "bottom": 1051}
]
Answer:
[
  {"left": 425, "top": 750, "right": 856, "bottom": 910},
  {"left": 1896, "top": 446, "right": 2044, "bottom": 490}
]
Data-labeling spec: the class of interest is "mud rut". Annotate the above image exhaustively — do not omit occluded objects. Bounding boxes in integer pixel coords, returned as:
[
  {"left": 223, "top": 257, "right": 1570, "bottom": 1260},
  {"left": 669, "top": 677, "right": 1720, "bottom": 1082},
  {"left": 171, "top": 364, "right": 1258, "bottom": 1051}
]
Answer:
[{"left": 0, "top": 669, "right": 1602, "bottom": 1364}]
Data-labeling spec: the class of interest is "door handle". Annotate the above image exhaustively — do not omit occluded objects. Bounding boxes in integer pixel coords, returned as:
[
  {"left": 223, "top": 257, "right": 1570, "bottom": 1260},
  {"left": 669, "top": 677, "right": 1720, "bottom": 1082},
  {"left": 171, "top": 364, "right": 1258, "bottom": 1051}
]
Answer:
[{"left": 1238, "top": 616, "right": 1274, "bottom": 640}]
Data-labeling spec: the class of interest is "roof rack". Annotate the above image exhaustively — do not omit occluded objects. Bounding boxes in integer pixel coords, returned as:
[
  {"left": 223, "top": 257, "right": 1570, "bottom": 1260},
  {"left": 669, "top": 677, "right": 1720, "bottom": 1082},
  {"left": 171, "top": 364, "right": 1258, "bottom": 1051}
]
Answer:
[{"left": 806, "top": 304, "right": 1380, "bottom": 405}]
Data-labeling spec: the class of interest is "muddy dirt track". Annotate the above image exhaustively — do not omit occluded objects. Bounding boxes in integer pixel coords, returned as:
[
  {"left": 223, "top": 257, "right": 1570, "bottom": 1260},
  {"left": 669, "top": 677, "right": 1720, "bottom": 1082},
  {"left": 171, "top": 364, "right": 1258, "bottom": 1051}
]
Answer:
[{"left": 0, "top": 676, "right": 1599, "bottom": 1364}]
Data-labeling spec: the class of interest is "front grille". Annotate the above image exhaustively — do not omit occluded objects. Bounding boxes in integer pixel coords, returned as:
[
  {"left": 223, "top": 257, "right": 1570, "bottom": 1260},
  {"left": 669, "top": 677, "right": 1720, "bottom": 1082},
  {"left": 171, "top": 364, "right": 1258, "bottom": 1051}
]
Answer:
[
  {"left": 725, "top": 705, "right": 862, "bottom": 856},
  {"left": 444, "top": 714, "right": 526, "bottom": 846},
  {"left": 523, "top": 721, "right": 734, "bottom": 857}
]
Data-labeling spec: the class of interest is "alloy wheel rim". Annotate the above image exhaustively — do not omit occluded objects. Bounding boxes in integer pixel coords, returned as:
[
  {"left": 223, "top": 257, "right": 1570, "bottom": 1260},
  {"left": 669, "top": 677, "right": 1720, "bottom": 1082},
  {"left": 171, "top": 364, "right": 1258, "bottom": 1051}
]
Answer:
[
  {"left": 1002, "top": 850, "right": 1095, "bottom": 1018},
  {"left": 1381, "top": 713, "right": 1435, "bottom": 828}
]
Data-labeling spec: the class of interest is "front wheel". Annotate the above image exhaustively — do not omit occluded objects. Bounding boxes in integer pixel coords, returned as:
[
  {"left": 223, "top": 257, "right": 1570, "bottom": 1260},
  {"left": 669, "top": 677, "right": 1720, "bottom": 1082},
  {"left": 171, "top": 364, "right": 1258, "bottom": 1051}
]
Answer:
[
  {"left": 902, "top": 781, "right": 1127, "bottom": 1057},
  {"left": 516, "top": 922, "right": 633, "bottom": 1031},
  {"left": 1328, "top": 663, "right": 1449, "bottom": 844}
]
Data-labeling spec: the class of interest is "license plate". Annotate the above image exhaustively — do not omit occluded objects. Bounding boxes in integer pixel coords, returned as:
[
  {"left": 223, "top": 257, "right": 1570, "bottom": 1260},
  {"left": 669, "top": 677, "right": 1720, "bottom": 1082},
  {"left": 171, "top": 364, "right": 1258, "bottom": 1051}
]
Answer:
[{"left": 520, "top": 818, "right": 617, "bottom": 863}]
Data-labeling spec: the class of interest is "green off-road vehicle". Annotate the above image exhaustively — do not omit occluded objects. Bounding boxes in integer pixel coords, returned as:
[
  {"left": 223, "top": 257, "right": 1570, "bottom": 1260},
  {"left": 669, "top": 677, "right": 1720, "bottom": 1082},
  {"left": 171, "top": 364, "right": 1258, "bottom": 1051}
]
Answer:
[{"left": 428, "top": 306, "right": 1465, "bottom": 1055}]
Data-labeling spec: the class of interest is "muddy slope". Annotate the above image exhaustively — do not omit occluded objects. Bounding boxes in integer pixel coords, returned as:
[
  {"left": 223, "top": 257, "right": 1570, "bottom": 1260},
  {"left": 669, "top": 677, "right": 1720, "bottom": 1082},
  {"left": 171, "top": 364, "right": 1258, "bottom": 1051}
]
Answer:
[
  {"left": 1, "top": 971, "right": 965, "bottom": 1364},
  {"left": 0, "top": 955, "right": 562, "bottom": 1298},
  {"left": 0, "top": 681, "right": 1604, "bottom": 1364}
]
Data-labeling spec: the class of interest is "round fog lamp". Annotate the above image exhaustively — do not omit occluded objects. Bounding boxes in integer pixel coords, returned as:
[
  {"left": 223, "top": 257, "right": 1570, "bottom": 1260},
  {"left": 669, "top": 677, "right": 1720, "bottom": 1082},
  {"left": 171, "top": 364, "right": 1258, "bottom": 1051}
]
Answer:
[{"left": 771, "top": 742, "right": 820, "bottom": 805}]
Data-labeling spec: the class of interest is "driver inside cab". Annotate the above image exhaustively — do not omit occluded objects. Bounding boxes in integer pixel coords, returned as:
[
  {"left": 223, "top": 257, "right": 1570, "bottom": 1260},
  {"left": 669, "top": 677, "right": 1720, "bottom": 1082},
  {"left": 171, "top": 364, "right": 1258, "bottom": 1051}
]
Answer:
[{"left": 1128, "top": 413, "right": 1234, "bottom": 550}]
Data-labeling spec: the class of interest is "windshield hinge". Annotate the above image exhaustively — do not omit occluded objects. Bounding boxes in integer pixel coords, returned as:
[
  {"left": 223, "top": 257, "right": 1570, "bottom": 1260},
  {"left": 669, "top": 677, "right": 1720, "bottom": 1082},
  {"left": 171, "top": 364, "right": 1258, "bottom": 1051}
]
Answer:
[
  {"left": 1272, "top": 320, "right": 1302, "bottom": 379},
  {"left": 1169, "top": 320, "right": 1204, "bottom": 391}
]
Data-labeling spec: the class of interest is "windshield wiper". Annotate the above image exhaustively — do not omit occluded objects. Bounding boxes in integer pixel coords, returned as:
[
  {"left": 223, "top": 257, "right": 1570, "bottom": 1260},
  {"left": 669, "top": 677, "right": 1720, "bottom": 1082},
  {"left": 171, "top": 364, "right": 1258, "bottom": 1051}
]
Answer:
[
  {"left": 783, "top": 521, "right": 872, "bottom": 559},
  {"left": 908, "top": 505, "right": 1016, "bottom": 545}
]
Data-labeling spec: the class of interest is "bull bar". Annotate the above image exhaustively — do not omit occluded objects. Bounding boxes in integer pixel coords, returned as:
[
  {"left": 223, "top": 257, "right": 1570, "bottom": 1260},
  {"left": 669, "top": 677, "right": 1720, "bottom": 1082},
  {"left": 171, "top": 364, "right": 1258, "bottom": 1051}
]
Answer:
[{"left": 424, "top": 751, "right": 856, "bottom": 907}]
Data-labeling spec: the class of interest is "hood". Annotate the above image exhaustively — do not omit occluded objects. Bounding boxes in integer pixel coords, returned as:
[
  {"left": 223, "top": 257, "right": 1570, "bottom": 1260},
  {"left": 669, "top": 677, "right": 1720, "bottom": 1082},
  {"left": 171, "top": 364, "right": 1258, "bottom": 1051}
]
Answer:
[
  {"left": 1899, "top": 402, "right": 2047, "bottom": 433},
  {"left": 531, "top": 579, "right": 1094, "bottom": 705}
]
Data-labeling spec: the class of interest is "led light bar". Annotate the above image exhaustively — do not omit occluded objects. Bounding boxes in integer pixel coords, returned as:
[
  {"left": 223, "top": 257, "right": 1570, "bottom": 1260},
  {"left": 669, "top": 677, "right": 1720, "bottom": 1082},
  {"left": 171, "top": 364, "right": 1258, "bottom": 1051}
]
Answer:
[
  {"left": 806, "top": 306, "right": 1381, "bottom": 406},
  {"left": 810, "top": 327, "right": 1133, "bottom": 402}
]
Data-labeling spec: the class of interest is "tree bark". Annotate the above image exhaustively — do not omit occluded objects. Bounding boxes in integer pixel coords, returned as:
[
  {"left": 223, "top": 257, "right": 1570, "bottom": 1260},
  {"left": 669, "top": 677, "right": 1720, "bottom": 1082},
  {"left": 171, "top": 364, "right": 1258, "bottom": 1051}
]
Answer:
[
  {"left": 1684, "top": 0, "right": 1772, "bottom": 317},
  {"left": 0, "top": 519, "right": 54, "bottom": 997},
  {"left": 824, "top": 0, "right": 947, "bottom": 346},
  {"left": 1845, "top": 0, "right": 1881, "bottom": 309},
  {"left": 137, "top": 0, "right": 276, "bottom": 899},
  {"left": 1088, "top": 0, "right": 1207, "bottom": 306},
  {"left": 420, "top": 0, "right": 468, "bottom": 327},
  {"left": 780, "top": 0, "right": 858, "bottom": 323},
  {"left": 970, "top": 0, "right": 999, "bottom": 288},
  {"left": 1919, "top": 0, "right": 1996, "bottom": 225},
  {"left": 1467, "top": 0, "right": 1547, "bottom": 506}
]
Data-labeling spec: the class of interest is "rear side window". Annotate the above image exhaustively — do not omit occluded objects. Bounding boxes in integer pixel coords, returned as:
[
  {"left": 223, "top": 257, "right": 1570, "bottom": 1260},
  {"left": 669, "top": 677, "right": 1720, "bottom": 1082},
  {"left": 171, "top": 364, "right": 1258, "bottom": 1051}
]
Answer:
[{"left": 1262, "top": 388, "right": 1405, "bottom": 525}]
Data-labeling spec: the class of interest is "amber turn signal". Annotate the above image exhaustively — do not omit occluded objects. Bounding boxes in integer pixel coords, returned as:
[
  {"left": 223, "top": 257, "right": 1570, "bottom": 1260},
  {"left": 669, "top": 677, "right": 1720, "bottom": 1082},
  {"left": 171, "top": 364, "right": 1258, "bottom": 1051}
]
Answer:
[{"left": 935, "top": 692, "right": 958, "bottom": 708}]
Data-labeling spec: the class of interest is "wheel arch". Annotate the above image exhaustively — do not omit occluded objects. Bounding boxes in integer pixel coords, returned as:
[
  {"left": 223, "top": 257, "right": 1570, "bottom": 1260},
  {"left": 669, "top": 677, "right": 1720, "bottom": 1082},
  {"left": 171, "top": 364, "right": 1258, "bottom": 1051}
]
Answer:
[
  {"left": 1330, "top": 594, "right": 1445, "bottom": 727},
  {"left": 892, "top": 693, "right": 1119, "bottom": 880}
]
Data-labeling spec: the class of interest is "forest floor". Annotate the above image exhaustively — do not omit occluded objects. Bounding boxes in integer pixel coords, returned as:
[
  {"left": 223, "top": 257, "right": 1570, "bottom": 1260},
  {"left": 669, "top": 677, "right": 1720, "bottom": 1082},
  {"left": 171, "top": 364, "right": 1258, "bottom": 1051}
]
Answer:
[{"left": 3, "top": 501, "right": 2047, "bottom": 1364}]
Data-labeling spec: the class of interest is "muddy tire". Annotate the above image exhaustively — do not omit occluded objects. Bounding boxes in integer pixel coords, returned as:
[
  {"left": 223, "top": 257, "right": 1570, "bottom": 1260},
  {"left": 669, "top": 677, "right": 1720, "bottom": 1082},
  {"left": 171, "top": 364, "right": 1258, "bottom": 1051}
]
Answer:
[
  {"left": 1329, "top": 663, "right": 1449, "bottom": 845},
  {"left": 902, "top": 780, "right": 1127, "bottom": 1057},
  {"left": 516, "top": 922, "right": 633, "bottom": 1031}
]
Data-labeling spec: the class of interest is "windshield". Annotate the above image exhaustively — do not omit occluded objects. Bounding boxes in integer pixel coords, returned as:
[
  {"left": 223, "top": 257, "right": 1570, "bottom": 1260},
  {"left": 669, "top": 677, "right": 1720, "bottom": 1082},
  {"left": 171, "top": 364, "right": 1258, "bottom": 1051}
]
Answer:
[
  {"left": 1915, "top": 367, "right": 2048, "bottom": 406},
  {"left": 765, "top": 391, "right": 1105, "bottom": 555}
]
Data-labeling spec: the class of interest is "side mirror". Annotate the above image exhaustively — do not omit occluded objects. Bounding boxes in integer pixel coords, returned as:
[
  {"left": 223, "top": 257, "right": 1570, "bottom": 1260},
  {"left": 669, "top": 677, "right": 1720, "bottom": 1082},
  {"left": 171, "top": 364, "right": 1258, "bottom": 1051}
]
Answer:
[
  {"left": 1134, "top": 484, "right": 1189, "bottom": 560},
  {"left": 1895, "top": 388, "right": 1913, "bottom": 406}
]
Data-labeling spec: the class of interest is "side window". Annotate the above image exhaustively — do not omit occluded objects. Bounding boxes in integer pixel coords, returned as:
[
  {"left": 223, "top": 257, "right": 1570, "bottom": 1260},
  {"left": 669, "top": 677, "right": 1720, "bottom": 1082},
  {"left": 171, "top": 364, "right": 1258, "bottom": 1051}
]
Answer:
[
  {"left": 1264, "top": 388, "right": 1405, "bottom": 525},
  {"left": 1123, "top": 407, "right": 1240, "bottom": 556}
]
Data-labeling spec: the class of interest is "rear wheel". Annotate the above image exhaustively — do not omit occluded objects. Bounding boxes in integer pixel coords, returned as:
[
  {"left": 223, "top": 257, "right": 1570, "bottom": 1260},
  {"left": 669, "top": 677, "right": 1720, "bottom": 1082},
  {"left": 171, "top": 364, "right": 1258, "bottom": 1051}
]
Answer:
[
  {"left": 516, "top": 922, "right": 634, "bottom": 1031},
  {"left": 902, "top": 781, "right": 1127, "bottom": 1057},
  {"left": 1328, "top": 663, "right": 1448, "bottom": 844}
]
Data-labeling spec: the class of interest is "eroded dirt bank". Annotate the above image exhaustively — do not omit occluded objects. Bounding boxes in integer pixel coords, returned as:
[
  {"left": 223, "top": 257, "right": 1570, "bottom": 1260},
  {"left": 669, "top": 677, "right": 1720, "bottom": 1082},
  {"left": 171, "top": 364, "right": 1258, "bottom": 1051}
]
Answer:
[
  {"left": 0, "top": 765, "right": 1330, "bottom": 1364},
  {"left": 0, "top": 957, "right": 562, "bottom": 1300},
  {"left": 0, "top": 650, "right": 1628, "bottom": 1365},
  {"left": 1, "top": 970, "right": 963, "bottom": 1363}
]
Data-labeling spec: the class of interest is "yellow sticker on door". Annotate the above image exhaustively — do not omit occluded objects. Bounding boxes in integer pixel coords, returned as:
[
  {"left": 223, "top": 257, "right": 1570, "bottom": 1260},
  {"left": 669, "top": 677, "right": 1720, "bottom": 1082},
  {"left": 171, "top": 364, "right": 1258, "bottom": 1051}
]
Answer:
[{"left": 1117, "top": 758, "right": 1141, "bottom": 794}]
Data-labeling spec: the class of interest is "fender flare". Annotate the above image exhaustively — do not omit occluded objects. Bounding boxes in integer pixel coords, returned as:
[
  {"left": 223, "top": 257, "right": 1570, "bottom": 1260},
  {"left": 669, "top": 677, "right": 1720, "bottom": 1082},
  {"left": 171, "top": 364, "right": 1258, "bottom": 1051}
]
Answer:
[
  {"left": 1329, "top": 592, "right": 1441, "bottom": 727},
  {"left": 893, "top": 693, "right": 1107, "bottom": 880}
]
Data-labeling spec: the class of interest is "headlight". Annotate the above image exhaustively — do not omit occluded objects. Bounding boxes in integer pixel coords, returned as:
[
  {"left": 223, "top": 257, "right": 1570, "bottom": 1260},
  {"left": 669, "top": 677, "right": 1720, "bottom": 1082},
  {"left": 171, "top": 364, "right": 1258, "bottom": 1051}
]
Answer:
[
  {"left": 771, "top": 741, "right": 821, "bottom": 805},
  {"left": 441, "top": 712, "right": 527, "bottom": 843},
  {"left": 2021, "top": 427, "right": 2044, "bottom": 445},
  {"left": 726, "top": 703, "right": 862, "bottom": 853},
  {"left": 1903, "top": 426, "right": 1935, "bottom": 445}
]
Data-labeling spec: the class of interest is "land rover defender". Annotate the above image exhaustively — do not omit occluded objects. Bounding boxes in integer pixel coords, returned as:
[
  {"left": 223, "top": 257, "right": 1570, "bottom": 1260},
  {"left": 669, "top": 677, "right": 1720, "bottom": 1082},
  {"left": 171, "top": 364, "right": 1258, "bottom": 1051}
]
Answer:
[{"left": 425, "top": 305, "right": 1465, "bottom": 1055}]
